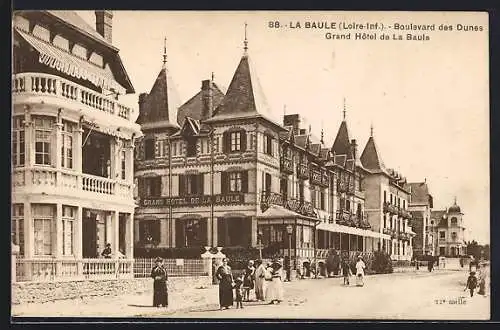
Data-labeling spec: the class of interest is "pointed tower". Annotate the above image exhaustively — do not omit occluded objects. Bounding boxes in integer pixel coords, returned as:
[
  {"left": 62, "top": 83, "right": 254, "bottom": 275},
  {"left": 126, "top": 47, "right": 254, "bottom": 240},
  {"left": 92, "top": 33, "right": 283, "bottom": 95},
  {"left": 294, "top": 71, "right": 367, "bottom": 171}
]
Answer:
[
  {"left": 136, "top": 37, "right": 181, "bottom": 133},
  {"left": 331, "top": 98, "right": 353, "bottom": 159},
  {"left": 206, "top": 23, "right": 279, "bottom": 126},
  {"left": 360, "top": 124, "right": 387, "bottom": 173}
]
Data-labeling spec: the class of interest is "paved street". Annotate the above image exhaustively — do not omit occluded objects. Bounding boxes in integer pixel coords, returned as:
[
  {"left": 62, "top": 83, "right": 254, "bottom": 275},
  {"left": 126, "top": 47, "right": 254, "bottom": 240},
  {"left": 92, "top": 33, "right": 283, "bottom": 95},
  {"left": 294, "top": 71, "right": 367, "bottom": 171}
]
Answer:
[{"left": 12, "top": 269, "right": 489, "bottom": 320}]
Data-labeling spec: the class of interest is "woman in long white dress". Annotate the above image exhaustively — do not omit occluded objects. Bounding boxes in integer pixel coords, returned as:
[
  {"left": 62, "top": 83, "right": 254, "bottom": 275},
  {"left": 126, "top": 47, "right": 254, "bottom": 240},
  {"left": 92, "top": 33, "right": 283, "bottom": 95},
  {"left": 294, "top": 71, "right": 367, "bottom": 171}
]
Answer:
[
  {"left": 355, "top": 256, "right": 366, "bottom": 287},
  {"left": 265, "top": 259, "right": 284, "bottom": 304}
]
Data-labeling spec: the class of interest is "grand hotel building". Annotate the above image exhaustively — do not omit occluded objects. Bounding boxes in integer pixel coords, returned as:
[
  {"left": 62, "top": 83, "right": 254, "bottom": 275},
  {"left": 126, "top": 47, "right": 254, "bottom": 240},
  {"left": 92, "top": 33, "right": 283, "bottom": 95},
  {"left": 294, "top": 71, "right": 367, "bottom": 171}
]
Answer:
[
  {"left": 134, "top": 34, "right": 416, "bottom": 263},
  {"left": 11, "top": 11, "right": 141, "bottom": 262}
]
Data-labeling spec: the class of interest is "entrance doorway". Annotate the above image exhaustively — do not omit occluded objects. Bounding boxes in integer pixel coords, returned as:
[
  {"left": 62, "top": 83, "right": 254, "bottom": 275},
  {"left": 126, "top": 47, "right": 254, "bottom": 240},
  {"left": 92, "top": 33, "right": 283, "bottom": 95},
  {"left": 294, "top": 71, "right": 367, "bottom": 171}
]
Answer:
[{"left": 83, "top": 210, "right": 97, "bottom": 258}]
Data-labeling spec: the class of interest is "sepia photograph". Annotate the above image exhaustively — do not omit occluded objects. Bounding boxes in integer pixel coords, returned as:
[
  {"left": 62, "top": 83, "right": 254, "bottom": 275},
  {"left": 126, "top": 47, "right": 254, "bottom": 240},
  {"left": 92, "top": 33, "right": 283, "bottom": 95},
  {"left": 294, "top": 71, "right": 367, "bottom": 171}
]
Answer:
[{"left": 10, "top": 10, "right": 490, "bottom": 320}]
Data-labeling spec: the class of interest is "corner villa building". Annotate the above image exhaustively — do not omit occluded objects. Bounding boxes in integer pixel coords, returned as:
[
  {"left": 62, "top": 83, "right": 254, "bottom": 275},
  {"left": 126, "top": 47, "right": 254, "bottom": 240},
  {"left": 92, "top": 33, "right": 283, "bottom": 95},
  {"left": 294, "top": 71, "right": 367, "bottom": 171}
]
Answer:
[
  {"left": 11, "top": 11, "right": 141, "bottom": 280},
  {"left": 133, "top": 32, "right": 415, "bottom": 268}
]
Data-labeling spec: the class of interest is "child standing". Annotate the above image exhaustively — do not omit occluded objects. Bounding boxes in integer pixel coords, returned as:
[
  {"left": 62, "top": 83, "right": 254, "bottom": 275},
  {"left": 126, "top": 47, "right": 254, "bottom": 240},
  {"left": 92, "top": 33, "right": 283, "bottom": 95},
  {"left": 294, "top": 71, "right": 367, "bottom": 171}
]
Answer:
[
  {"left": 233, "top": 275, "right": 244, "bottom": 309},
  {"left": 341, "top": 258, "right": 352, "bottom": 285},
  {"left": 464, "top": 271, "right": 478, "bottom": 297}
]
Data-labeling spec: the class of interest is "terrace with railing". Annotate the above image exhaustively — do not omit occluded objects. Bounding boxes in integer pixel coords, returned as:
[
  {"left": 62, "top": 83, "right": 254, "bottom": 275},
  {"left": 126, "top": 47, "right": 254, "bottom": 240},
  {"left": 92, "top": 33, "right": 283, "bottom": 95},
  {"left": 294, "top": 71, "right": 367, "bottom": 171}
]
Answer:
[
  {"left": 15, "top": 258, "right": 209, "bottom": 283},
  {"left": 12, "top": 167, "right": 133, "bottom": 200},
  {"left": 12, "top": 72, "right": 133, "bottom": 121}
]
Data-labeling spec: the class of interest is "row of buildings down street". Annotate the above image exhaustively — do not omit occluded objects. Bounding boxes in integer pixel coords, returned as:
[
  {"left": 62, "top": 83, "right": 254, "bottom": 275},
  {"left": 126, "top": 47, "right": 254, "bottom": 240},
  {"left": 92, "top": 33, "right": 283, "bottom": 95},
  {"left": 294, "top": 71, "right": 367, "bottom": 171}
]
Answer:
[{"left": 11, "top": 11, "right": 468, "bottom": 281}]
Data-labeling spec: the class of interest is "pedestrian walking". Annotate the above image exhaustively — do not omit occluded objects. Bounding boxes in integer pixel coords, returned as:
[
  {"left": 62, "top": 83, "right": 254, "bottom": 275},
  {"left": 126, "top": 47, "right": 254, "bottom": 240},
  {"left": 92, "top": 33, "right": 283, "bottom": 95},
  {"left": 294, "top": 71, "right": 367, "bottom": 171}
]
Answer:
[
  {"left": 101, "top": 243, "right": 112, "bottom": 258},
  {"left": 216, "top": 258, "right": 234, "bottom": 310},
  {"left": 427, "top": 256, "right": 434, "bottom": 272},
  {"left": 355, "top": 256, "right": 366, "bottom": 287},
  {"left": 233, "top": 274, "right": 244, "bottom": 309},
  {"left": 464, "top": 271, "right": 478, "bottom": 297},
  {"left": 265, "top": 258, "right": 284, "bottom": 304},
  {"left": 150, "top": 257, "right": 168, "bottom": 308},
  {"left": 243, "top": 260, "right": 255, "bottom": 301},
  {"left": 469, "top": 256, "right": 478, "bottom": 273},
  {"left": 254, "top": 259, "right": 266, "bottom": 301},
  {"left": 341, "top": 257, "right": 352, "bottom": 285}
]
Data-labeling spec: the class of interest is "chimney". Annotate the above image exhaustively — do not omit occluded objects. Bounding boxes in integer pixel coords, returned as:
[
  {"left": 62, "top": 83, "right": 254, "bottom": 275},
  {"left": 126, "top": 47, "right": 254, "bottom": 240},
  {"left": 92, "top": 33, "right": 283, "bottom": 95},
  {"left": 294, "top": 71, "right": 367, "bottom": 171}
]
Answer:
[
  {"left": 350, "top": 139, "right": 357, "bottom": 161},
  {"left": 95, "top": 11, "right": 113, "bottom": 43},
  {"left": 201, "top": 79, "right": 214, "bottom": 120},
  {"left": 283, "top": 114, "right": 300, "bottom": 135}
]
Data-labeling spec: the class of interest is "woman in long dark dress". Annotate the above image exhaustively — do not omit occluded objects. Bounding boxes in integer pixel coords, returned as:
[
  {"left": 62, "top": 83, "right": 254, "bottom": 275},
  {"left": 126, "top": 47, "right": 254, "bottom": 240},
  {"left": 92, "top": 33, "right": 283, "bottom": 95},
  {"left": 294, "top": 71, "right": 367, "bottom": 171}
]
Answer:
[
  {"left": 151, "top": 257, "right": 168, "bottom": 308},
  {"left": 216, "top": 258, "right": 234, "bottom": 310}
]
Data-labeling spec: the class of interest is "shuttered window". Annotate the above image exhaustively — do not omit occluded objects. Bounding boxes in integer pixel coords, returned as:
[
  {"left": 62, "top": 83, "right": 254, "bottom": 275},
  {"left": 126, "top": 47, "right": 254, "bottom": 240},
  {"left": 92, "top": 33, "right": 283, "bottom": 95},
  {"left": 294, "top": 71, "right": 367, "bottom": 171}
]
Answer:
[
  {"left": 222, "top": 171, "right": 248, "bottom": 193},
  {"left": 223, "top": 129, "right": 247, "bottom": 153},
  {"left": 179, "top": 174, "right": 204, "bottom": 196}
]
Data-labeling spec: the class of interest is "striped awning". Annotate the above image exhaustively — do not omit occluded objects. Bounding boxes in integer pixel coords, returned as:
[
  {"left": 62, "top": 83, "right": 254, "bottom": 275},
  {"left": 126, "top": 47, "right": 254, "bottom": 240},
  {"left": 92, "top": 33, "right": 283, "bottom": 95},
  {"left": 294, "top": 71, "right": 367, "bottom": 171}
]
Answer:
[{"left": 16, "top": 28, "right": 126, "bottom": 94}]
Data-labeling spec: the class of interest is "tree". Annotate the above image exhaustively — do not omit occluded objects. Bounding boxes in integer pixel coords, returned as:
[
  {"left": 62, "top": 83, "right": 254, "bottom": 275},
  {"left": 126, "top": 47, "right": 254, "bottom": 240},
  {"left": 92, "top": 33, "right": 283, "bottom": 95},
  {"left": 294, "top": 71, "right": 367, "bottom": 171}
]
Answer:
[{"left": 466, "top": 240, "right": 481, "bottom": 260}]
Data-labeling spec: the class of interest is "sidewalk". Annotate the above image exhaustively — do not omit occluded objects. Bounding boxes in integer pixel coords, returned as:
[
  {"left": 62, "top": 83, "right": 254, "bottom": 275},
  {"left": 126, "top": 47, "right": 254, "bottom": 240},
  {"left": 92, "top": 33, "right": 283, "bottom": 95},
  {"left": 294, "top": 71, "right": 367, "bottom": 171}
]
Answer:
[{"left": 12, "top": 282, "right": 219, "bottom": 317}]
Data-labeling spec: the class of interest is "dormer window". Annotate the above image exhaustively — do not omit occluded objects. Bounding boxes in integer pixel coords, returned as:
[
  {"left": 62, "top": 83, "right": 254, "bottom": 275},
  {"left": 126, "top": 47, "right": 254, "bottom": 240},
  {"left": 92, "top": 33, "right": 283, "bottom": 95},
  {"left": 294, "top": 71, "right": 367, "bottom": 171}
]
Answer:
[
  {"left": 72, "top": 43, "right": 87, "bottom": 60},
  {"left": 89, "top": 52, "right": 104, "bottom": 67},
  {"left": 33, "top": 25, "right": 50, "bottom": 42},
  {"left": 53, "top": 35, "right": 69, "bottom": 51}
]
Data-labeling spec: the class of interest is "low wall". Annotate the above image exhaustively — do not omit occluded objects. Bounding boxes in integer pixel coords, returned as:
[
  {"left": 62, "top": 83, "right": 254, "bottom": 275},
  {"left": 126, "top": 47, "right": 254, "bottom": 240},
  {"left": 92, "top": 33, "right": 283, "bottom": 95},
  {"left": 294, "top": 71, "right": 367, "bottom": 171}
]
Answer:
[{"left": 12, "top": 276, "right": 211, "bottom": 305}]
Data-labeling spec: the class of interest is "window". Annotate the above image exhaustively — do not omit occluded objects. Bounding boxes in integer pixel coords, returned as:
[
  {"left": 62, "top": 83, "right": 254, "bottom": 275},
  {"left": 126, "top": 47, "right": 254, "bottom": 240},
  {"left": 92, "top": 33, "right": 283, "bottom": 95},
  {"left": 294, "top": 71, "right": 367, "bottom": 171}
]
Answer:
[
  {"left": 34, "top": 116, "right": 53, "bottom": 165},
  {"left": 280, "top": 178, "right": 288, "bottom": 200},
  {"left": 187, "top": 138, "right": 197, "bottom": 157},
  {"left": 383, "top": 214, "right": 387, "bottom": 228},
  {"left": 230, "top": 132, "right": 241, "bottom": 152},
  {"left": 62, "top": 206, "right": 75, "bottom": 256},
  {"left": 383, "top": 191, "right": 387, "bottom": 203},
  {"left": 33, "top": 204, "right": 54, "bottom": 256},
  {"left": 179, "top": 174, "right": 203, "bottom": 196},
  {"left": 139, "top": 220, "right": 160, "bottom": 245},
  {"left": 439, "top": 247, "right": 445, "bottom": 256},
  {"left": 390, "top": 194, "right": 393, "bottom": 205},
  {"left": 121, "top": 150, "right": 126, "bottom": 180},
  {"left": 229, "top": 172, "right": 242, "bottom": 192},
  {"left": 450, "top": 217, "right": 458, "bottom": 226},
  {"left": 320, "top": 191, "right": 326, "bottom": 210},
  {"left": 12, "top": 117, "right": 25, "bottom": 166},
  {"left": 144, "top": 139, "right": 155, "bottom": 160},
  {"left": 12, "top": 204, "right": 24, "bottom": 256},
  {"left": 264, "top": 134, "right": 273, "bottom": 156},
  {"left": 439, "top": 231, "right": 445, "bottom": 239},
  {"left": 214, "top": 137, "right": 220, "bottom": 153},
  {"left": 143, "top": 177, "right": 161, "bottom": 197},
  {"left": 61, "top": 121, "right": 73, "bottom": 168},
  {"left": 403, "top": 200, "right": 406, "bottom": 210},
  {"left": 178, "top": 219, "right": 207, "bottom": 247}
]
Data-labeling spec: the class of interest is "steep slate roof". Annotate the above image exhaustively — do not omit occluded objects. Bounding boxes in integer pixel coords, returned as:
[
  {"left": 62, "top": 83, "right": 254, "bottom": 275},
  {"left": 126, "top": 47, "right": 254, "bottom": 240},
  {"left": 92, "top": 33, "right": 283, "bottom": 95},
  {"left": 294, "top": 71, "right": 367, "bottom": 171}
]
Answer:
[
  {"left": 136, "top": 65, "right": 181, "bottom": 129},
  {"left": 431, "top": 210, "right": 447, "bottom": 226},
  {"left": 176, "top": 83, "right": 225, "bottom": 126},
  {"left": 407, "top": 182, "right": 430, "bottom": 205},
  {"left": 206, "top": 51, "right": 280, "bottom": 127},
  {"left": 360, "top": 135, "right": 386, "bottom": 172},
  {"left": 331, "top": 121, "right": 353, "bottom": 158}
]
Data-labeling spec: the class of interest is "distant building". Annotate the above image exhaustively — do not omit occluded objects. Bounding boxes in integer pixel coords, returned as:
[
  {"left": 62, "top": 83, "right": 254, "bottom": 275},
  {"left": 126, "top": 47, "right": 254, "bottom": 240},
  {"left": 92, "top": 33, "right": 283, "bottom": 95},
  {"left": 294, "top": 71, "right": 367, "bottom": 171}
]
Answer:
[
  {"left": 360, "top": 128, "right": 415, "bottom": 261},
  {"left": 12, "top": 11, "right": 141, "bottom": 263},
  {"left": 430, "top": 198, "right": 466, "bottom": 257},
  {"left": 406, "top": 181, "right": 434, "bottom": 257}
]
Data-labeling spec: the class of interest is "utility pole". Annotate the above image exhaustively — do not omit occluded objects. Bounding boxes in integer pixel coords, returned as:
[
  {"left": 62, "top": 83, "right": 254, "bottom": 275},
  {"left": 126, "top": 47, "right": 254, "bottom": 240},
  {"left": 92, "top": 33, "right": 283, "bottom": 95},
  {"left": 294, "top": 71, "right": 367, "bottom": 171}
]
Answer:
[{"left": 210, "top": 126, "right": 215, "bottom": 247}]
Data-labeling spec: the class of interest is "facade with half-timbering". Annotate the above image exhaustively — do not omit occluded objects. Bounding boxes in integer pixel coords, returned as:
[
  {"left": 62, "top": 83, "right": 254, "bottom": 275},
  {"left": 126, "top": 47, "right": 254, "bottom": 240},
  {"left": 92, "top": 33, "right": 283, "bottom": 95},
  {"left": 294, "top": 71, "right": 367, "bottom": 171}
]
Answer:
[{"left": 133, "top": 37, "right": 406, "bottom": 265}]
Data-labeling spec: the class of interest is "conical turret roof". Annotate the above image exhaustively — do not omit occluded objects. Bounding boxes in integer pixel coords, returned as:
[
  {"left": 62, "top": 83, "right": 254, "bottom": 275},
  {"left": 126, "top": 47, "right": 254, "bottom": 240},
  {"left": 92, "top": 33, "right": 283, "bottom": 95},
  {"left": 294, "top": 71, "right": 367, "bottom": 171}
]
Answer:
[
  {"left": 360, "top": 134, "right": 386, "bottom": 173},
  {"left": 331, "top": 120, "right": 353, "bottom": 159}
]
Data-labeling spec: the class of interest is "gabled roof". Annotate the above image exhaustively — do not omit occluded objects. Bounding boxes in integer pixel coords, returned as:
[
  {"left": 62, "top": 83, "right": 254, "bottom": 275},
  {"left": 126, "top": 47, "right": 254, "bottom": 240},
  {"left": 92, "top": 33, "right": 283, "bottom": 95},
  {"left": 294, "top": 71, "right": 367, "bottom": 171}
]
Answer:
[
  {"left": 136, "top": 66, "right": 181, "bottom": 129},
  {"left": 206, "top": 52, "right": 281, "bottom": 128},
  {"left": 46, "top": 11, "right": 115, "bottom": 49},
  {"left": 331, "top": 121, "right": 353, "bottom": 158},
  {"left": 177, "top": 82, "right": 225, "bottom": 126},
  {"left": 407, "top": 182, "right": 431, "bottom": 205},
  {"left": 179, "top": 117, "right": 201, "bottom": 136},
  {"left": 360, "top": 135, "right": 386, "bottom": 173},
  {"left": 320, "top": 148, "right": 330, "bottom": 160}
]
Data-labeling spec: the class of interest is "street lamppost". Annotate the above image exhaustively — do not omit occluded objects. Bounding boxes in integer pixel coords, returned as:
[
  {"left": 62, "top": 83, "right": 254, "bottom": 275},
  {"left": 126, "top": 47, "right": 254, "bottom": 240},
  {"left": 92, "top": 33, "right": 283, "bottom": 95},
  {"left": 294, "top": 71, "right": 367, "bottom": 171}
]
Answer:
[
  {"left": 257, "top": 228, "right": 263, "bottom": 260},
  {"left": 286, "top": 224, "right": 293, "bottom": 279}
]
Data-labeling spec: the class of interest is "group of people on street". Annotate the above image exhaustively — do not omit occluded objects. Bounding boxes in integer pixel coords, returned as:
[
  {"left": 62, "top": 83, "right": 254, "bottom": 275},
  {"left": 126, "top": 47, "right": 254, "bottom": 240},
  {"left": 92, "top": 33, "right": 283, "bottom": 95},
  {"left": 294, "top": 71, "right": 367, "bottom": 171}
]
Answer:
[
  {"left": 341, "top": 255, "right": 366, "bottom": 287},
  {"left": 464, "top": 258, "right": 489, "bottom": 298},
  {"left": 215, "top": 257, "right": 285, "bottom": 310}
]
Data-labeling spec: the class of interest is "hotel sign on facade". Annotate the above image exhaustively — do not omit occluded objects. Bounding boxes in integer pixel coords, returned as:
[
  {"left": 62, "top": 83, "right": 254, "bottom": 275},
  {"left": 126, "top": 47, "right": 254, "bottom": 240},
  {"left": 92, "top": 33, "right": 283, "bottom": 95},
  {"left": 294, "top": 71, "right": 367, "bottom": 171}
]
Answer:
[{"left": 141, "top": 194, "right": 245, "bottom": 207}]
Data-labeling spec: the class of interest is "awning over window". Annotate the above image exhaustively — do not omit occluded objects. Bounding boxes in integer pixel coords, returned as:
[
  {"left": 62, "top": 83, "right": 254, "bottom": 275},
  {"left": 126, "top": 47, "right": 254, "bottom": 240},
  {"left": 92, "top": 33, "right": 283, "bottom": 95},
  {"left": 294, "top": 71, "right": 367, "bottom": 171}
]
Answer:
[
  {"left": 317, "top": 222, "right": 390, "bottom": 240},
  {"left": 15, "top": 28, "right": 126, "bottom": 94}
]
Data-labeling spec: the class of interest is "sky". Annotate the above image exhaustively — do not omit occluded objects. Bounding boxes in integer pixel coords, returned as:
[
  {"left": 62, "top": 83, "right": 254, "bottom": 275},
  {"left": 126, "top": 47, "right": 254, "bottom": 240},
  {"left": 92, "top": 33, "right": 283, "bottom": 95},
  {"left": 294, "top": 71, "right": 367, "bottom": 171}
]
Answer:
[{"left": 76, "top": 11, "right": 489, "bottom": 244}]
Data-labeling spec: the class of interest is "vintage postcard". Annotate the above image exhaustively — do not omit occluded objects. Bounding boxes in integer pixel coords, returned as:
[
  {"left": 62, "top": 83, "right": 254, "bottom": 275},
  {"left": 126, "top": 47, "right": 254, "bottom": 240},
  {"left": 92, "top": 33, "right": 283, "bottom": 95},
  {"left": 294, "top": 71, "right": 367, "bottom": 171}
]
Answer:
[{"left": 11, "top": 10, "right": 489, "bottom": 320}]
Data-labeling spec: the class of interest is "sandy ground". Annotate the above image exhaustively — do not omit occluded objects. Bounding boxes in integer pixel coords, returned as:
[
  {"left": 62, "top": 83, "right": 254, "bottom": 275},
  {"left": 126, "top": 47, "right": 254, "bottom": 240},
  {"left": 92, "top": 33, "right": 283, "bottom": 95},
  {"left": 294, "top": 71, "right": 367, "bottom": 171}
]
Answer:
[{"left": 12, "top": 268, "right": 489, "bottom": 320}]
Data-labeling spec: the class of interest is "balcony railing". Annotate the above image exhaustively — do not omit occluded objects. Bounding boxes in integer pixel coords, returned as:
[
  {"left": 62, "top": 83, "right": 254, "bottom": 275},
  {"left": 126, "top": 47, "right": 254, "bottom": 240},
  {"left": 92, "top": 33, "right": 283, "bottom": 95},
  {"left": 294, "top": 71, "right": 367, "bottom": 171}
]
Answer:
[
  {"left": 13, "top": 167, "right": 133, "bottom": 199},
  {"left": 280, "top": 156, "right": 294, "bottom": 174},
  {"left": 297, "top": 163, "right": 309, "bottom": 179},
  {"left": 12, "top": 72, "right": 132, "bottom": 120},
  {"left": 309, "top": 167, "right": 322, "bottom": 186}
]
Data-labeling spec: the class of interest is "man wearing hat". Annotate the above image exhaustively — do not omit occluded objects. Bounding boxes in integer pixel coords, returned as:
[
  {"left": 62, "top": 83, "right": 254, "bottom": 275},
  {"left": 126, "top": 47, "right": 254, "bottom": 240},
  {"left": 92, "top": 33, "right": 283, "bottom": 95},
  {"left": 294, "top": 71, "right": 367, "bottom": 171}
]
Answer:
[{"left": 151, "top": 257, "right": 168, "bottom": 307}]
